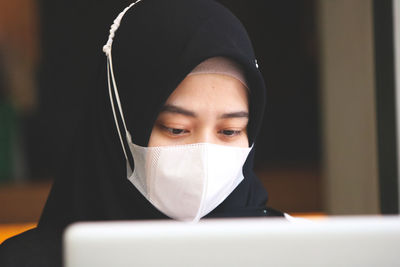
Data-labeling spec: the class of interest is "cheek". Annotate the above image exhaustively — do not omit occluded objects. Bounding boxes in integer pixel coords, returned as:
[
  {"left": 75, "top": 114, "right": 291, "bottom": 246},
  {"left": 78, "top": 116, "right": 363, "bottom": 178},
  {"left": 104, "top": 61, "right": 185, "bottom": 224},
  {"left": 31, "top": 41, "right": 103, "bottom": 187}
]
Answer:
[
  {"left": 148, "top": 123, "right": 191, "bottom": 147},
  {"left": 148, "top": 125, "right": 164, "bottom": 147},
  {"left": 236, "top": 131, "right": 249, "bottom": 148}
]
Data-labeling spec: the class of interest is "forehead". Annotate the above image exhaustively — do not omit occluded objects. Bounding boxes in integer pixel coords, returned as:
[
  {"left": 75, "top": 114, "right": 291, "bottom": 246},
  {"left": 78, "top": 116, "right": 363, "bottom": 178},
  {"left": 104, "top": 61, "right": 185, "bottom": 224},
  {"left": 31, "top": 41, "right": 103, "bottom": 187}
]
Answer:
[{"left": 164, "top": 73, "right": 249, "bottom": 112}]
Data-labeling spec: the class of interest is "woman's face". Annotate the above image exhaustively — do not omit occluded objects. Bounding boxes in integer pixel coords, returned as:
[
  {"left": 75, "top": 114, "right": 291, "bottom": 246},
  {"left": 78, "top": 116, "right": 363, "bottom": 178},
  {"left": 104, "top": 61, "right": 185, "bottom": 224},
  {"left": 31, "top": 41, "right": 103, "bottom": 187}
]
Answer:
[{"left": 148, "top": 73, "right": 249, "bottom": 147}]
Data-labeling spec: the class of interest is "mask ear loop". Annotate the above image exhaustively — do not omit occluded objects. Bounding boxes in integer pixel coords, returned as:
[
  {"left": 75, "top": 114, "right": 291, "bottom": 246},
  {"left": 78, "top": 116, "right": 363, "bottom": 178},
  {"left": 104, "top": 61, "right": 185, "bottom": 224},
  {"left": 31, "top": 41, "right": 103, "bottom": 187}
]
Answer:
[
  {"left": 102, "top": 0, "right": 143, "bottom": 161},
  {"left": 106, "top": 57, "right": 129, "bottom": 160}
]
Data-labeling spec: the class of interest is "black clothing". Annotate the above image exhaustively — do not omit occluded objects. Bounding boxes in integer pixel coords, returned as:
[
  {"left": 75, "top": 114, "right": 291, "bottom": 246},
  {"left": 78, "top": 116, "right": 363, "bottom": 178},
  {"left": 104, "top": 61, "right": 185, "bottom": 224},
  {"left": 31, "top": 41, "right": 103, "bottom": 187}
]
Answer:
[
  {"left": 0, "top": 0, "right": 283, "bottom": 266},
  {"left": 0, "top": 228, "right": 62, "bottom": 267}
]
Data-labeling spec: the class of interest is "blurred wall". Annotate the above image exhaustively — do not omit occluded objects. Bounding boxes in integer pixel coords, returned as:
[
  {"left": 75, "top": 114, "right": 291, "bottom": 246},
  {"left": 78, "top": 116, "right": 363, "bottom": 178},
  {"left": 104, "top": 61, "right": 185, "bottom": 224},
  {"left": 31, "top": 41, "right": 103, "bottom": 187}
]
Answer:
[
  {"left": 0, "top": 0, "right": 39, "bottom": 182},
  {"left": 395, "top": 0, "right": 400, "bottom": 211},
  {"left": 318, "top": 0, "right": 380, "bottom": 214}
]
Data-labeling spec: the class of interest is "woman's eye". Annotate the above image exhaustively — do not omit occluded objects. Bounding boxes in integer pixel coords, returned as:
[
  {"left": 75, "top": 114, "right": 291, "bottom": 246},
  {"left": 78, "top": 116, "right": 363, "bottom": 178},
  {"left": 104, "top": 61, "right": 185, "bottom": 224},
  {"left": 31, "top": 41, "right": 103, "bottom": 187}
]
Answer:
[
  {"left": 170, "top": 128, "right": 185, "bottom": 135},
  {"left": 219, "top": 129, "right": 241, "bottom": 136},
  {"left": 163, "top": 126, "right": 189, "bottom": 135}
]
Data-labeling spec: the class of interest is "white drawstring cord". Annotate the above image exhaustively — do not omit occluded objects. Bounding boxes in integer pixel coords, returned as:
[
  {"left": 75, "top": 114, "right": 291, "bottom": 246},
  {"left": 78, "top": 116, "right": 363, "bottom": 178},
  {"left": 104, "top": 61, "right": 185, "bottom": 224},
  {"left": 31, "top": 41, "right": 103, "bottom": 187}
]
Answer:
[
  {"left": 102, "top": 0, "right": 143, "bottom": 55},
  {"left": 108, "top": 52, "right": 131, "bottom": 141},
  {"left": 107, "top": 59, "right": 128, "bottom": 160},
  {"left": 103, "top": 0, "right": 142, "bottom": 159}
]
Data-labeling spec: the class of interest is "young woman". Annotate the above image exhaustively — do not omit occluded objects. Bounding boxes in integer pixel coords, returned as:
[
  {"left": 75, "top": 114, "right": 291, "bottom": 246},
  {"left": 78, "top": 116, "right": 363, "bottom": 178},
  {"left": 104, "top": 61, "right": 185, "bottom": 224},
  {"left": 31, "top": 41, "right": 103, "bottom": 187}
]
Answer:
[{"left": 0, "top": 0, "right": 283, "bottom": 266}]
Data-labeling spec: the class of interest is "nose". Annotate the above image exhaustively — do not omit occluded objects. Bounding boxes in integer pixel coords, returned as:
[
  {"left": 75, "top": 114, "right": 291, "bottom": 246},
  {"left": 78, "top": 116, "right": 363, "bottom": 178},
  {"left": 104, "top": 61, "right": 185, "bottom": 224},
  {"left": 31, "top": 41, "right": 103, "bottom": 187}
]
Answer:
[{"left": 191, "top": 127, "right": 218, "bottom": 145}]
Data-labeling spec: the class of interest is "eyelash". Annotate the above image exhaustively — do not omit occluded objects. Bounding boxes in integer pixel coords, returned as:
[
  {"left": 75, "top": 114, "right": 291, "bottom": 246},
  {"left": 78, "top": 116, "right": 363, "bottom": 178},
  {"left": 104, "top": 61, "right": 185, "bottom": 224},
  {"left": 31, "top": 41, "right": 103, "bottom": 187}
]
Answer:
[
  {"left": 165, "top": 127, "right": 189, "bottom": 135},
  {"left": 161, "top": 125, "right": 242, "bottom": 137},
  {"left": 218, "top": 129, "right": 242, "bottom": 137}
]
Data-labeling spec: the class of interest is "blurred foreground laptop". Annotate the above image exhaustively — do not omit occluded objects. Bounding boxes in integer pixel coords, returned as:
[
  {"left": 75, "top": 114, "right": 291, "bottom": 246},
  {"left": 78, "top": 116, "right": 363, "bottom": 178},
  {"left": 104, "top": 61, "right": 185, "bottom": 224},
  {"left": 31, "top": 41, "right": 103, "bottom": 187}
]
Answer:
[{"left": 64, "top": 216, "right": 400, "bottom": 267}]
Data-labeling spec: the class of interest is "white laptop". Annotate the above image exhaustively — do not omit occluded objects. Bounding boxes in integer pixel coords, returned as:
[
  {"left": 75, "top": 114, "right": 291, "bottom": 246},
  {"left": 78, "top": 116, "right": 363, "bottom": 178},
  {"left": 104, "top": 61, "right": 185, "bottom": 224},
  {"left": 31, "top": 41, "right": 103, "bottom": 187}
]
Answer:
[{"left": 63, "top": 216, "right": 400, "bottom": 267}]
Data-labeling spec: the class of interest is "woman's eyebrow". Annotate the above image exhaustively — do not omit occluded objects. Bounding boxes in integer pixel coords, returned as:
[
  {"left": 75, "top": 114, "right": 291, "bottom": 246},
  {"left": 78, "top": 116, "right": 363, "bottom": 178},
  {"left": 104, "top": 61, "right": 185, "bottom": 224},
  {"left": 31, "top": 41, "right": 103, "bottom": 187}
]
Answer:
[
  {"left": 219, "top": 111, "right": 249, "bottom": 119},
  {"left": 160, "top": 104, "right": 248, "bottom": 119},
  {"left": 160, "top": 104, "right": 197, "bottom": 117}
]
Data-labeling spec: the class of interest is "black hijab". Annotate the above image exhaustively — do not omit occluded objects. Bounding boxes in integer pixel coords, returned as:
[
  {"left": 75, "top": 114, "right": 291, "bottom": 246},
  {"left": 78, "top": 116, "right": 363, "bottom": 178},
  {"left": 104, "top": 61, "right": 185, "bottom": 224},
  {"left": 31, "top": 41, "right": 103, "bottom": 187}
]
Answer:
[{"left": 1, "top": 1, "right": 282, "bottom": 266}]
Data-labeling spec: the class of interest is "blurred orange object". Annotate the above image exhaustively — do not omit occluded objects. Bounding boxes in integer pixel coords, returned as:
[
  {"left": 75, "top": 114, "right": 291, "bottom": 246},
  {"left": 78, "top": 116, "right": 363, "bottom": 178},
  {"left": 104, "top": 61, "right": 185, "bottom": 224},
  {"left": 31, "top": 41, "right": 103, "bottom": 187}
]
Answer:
[
  {"left": 0, "top": 223, "right": 36, "bottom": 244},
  {"left": 291, "top": 212, "right": 326, "bottom": 220}
]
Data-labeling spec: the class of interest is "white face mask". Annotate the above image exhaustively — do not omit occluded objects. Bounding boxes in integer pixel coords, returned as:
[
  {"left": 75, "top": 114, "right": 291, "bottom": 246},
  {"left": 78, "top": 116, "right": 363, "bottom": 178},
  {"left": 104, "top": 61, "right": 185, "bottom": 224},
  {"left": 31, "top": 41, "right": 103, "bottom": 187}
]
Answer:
[{"left": 126, "top": 138, "right": 252, "bottom": 222}]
